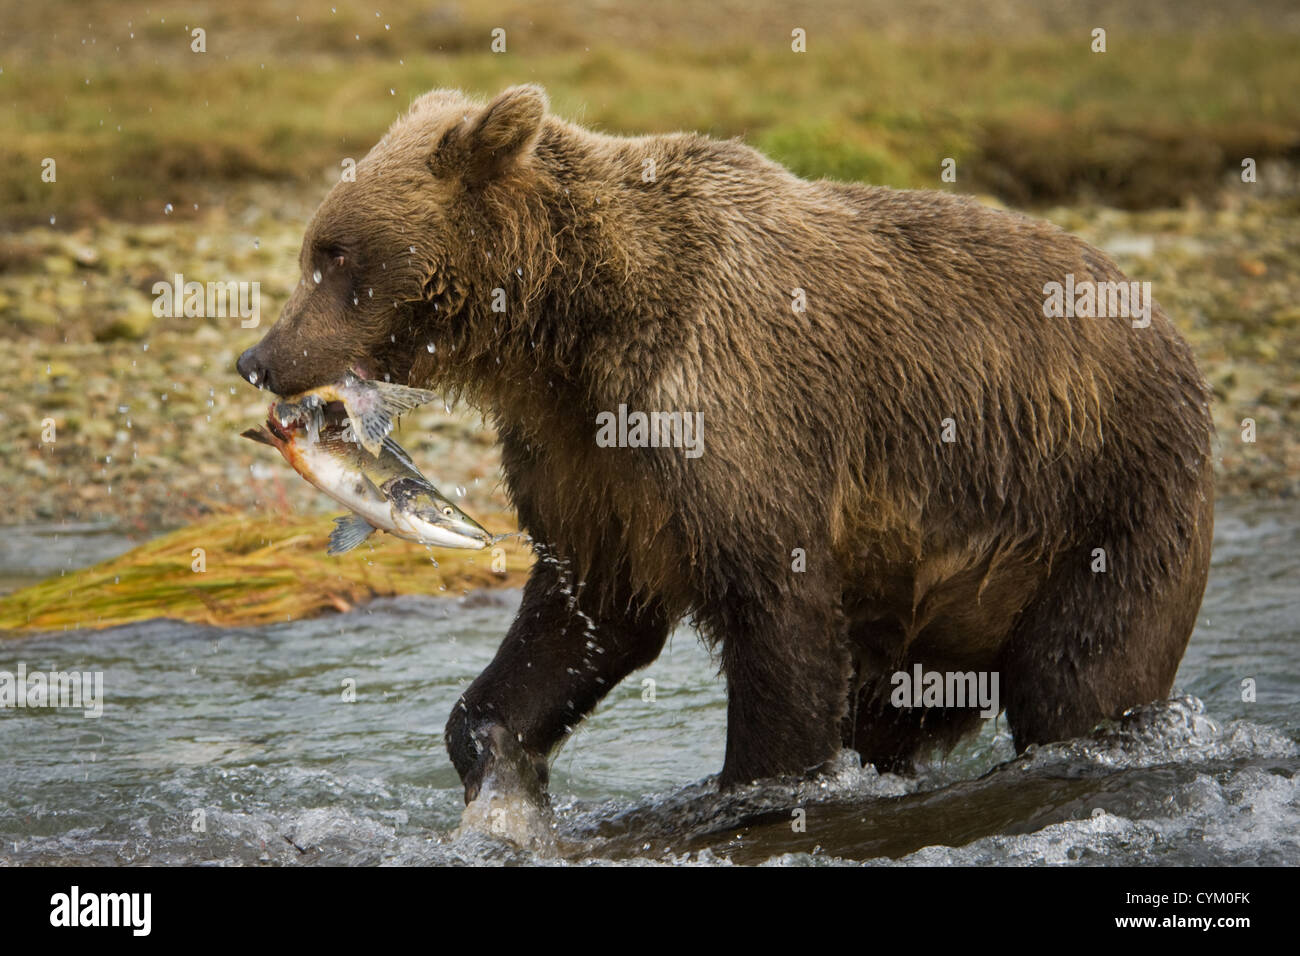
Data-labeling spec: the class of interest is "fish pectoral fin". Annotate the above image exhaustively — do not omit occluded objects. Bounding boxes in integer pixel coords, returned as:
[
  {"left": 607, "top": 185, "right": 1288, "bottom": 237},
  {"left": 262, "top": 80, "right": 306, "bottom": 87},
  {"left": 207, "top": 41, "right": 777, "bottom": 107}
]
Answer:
[{"left": 327, "top": 513, "right": 377, "bottom": 555}]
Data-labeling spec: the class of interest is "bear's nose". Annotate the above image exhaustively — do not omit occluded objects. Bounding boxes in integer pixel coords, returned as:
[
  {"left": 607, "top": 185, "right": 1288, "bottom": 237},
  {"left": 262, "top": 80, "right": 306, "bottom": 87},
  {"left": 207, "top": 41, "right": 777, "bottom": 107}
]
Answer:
[{"left": 236, "top": 346, "right": 274, "bottom": 392}]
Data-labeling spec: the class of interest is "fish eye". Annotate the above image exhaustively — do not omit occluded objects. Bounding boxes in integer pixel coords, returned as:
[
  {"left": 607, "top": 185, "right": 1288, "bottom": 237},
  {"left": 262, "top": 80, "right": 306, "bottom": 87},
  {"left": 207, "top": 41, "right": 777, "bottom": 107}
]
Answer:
[{"left": 442, "top": 506, "right": 454, "bottom": 517}]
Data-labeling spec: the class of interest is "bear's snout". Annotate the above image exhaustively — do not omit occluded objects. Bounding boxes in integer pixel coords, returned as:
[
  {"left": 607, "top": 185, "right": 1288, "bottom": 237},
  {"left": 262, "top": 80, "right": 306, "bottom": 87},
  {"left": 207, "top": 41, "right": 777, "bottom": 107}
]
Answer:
[{"left": 236, "top": 344, "right": 277, "bottom": 393}]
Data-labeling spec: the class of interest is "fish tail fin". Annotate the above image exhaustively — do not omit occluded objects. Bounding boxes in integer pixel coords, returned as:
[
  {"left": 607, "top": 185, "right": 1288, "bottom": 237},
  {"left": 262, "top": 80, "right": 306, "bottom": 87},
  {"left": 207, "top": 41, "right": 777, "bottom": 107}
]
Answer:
[
  {"left": 343, "top": 380, "right": 440, "bottom": 456},
  {"left": 327, "top": 513, "right": 377, "bottom": 555},
  {"left": 372, "top": 380, "right": 441, "bottom": 416},
  {"left": 241, "top": 426, "right": 278, "bottom": 448}
]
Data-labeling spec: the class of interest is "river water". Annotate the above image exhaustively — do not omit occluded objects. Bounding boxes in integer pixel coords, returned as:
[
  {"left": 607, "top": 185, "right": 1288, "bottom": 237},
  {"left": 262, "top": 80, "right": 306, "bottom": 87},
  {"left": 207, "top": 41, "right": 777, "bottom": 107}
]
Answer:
[{"left": 1, "top": 501, "right": 1296, "bottom": 865}]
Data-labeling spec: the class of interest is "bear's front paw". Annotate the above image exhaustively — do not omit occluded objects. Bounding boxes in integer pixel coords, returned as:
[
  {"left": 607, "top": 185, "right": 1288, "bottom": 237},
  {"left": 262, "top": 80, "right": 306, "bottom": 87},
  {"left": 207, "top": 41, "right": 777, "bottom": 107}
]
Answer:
[
  {"left": 456, "top": 786, "right": 556, "bottom": 854},
  {"left": 452, "top": 723, "right": 556, "bottom": 852}
]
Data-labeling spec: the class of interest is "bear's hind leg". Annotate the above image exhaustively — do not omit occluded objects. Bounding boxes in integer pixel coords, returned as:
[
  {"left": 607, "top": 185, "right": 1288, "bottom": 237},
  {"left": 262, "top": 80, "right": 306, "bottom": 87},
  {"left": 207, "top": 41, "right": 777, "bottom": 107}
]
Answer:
[
  {"left": 999, "top": 517, "right": 1212, "bottom": 750},
  {"left": 850, "top": 685, "right": 987, "bottom": 775}
]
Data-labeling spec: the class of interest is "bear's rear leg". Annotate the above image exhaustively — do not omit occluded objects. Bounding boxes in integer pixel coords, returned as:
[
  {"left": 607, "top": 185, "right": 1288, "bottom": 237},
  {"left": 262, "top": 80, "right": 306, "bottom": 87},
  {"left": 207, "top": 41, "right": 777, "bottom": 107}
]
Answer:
[
  {"left": 1000, "top": 519, "right": 1212, "bottom": 750},
  {"left": 850, "top": 689, "right": 987, "bottom": 775}
]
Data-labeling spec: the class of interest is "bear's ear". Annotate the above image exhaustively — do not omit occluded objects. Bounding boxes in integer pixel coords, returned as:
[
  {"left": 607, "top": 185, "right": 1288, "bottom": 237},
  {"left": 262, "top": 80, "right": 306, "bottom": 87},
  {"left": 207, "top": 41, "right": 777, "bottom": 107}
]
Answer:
[{"left": 433, "top": 85, "right": 548, "bottom": 184}]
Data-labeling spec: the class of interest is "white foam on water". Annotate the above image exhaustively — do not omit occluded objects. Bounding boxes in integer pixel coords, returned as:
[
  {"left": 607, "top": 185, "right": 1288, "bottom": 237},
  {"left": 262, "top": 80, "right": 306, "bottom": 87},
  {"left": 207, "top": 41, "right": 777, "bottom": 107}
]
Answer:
[
  {"left": 534, "top": 700, "right": 1300, "bottom": 866},
  {"left": 1013, "top": 696, "right": 1298, "bottom": 773},
  {"left": 866, "top": 764, "right": 1300, "bottom": 867}
]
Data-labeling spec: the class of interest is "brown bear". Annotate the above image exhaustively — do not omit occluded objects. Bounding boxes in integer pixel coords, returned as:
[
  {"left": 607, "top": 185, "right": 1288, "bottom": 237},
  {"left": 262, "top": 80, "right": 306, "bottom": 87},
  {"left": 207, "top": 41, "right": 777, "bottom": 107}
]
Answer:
[{"left": 237, "top": 85, "right": 1215, "bottom": 810}]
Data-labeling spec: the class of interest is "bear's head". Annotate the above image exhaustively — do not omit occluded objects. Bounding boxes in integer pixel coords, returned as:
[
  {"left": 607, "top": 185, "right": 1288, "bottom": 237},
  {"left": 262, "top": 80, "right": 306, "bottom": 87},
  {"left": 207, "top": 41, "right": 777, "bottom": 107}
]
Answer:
[{"left": 237, "top": 84, "right": 553, "bottom": 397}]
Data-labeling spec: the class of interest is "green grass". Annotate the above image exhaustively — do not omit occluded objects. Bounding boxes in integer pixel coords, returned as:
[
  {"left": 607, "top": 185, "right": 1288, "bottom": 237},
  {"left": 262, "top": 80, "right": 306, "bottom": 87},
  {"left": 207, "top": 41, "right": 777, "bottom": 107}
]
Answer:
[{"left": 3, "top": 23, "right": 1298, "bottom": 224}]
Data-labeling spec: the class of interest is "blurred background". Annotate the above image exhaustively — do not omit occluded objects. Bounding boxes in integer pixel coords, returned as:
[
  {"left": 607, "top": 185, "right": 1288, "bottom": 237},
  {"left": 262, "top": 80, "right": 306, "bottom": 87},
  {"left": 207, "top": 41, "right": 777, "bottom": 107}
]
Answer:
[{"left": 0, "top": 0, "right": 1297, "bottom": 609}]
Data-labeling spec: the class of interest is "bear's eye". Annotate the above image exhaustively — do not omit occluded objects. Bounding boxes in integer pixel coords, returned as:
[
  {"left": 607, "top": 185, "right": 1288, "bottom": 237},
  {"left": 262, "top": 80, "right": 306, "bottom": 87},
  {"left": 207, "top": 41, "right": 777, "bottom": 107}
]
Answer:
[{"left": 315, "top": 244, "right": 348, "bottom": 269}]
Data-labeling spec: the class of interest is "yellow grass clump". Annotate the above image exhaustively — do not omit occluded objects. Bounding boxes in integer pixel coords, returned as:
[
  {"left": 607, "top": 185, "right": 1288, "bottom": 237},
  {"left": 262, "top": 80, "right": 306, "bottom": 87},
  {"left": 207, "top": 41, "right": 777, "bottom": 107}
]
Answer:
[{"left": 0, "top": 512, "right": 532, "bottom": 635}]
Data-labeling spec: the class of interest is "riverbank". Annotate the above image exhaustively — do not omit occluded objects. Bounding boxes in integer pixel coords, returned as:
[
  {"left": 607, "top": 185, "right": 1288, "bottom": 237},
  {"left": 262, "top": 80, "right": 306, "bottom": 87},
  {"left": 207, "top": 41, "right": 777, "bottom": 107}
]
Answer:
[{"left": 4, "top": 190, "right": 1298, "bottom": 536}]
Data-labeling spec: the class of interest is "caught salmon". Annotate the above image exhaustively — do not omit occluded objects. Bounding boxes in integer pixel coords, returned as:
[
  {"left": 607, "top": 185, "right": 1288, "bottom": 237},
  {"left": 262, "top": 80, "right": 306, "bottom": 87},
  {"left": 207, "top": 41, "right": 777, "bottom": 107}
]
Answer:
[{"left": 242, "top": 409, "right": 491, "bottom": 554}]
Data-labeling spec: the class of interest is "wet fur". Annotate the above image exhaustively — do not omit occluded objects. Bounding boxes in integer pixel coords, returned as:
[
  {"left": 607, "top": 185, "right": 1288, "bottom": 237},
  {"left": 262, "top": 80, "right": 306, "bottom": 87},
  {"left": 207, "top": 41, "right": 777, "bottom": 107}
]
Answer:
[{"left": 240, "top": 86, "right": 1215, "bottom": 793}]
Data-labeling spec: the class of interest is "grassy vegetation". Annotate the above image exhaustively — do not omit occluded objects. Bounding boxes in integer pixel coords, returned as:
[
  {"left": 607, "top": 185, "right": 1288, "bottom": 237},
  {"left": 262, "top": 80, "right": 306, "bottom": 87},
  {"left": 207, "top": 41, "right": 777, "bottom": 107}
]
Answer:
[
  {"left": 0, "top": 511, "right": 531, "bottom": 634},
  {"left": 2, "top": 5, "right": 1298, "bottom": 224}
]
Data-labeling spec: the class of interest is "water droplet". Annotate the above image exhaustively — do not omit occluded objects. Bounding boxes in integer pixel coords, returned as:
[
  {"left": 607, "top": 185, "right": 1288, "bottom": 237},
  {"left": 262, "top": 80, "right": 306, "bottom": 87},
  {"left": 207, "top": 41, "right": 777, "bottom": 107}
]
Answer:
[
  {"left": 312, "top": 268, "right": 322, "bottom": 283},
  {"left": 163, "top": 203, "right": 173, "bottom": 215}
]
